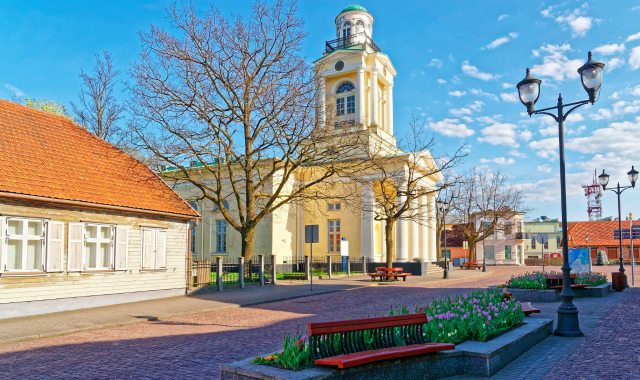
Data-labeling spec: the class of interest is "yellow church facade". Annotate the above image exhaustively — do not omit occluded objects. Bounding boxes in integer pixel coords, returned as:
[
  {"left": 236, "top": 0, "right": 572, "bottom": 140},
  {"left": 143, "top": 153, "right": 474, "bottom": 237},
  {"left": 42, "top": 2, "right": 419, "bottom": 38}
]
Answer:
[{"left": 177, "top": 5, "right": 442, "bottom": 265}]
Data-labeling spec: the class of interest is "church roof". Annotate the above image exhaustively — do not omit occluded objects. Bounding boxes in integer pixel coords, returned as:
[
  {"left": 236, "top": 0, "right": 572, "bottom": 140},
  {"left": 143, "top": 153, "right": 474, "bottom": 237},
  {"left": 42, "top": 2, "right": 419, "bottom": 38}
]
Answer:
[{"left": 340, "top": 4, "right": 369, "bottom": 13}]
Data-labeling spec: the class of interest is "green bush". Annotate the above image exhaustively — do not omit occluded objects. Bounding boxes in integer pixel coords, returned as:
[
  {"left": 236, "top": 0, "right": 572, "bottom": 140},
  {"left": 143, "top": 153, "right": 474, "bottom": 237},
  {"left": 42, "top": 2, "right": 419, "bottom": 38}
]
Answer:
[
  {"left": 504, "top": 272, "right": 547, "bottom": 289},
  {"left": 252, "top": 334, "right": 312, "bottom": 370}
]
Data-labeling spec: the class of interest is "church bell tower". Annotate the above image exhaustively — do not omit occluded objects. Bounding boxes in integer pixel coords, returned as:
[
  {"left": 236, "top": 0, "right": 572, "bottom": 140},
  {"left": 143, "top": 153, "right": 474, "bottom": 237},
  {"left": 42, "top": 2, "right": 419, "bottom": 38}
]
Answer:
[{"left": 315, "top": 5, "right": 398, "bottom": 154}]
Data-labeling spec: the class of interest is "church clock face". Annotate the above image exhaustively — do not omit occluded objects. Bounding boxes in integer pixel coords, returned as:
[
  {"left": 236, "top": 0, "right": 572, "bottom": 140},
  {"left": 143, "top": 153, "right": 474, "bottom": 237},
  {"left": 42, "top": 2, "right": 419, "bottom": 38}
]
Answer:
[{"left": 335, "top": 60, "right": 344, "bottom": 71}]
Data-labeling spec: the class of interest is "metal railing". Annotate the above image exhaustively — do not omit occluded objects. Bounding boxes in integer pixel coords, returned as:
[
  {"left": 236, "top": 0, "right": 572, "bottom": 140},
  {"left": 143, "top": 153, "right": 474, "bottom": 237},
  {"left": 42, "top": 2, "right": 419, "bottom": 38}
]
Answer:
[{"left": 325, "top": 32, "right": 381, "bottom": 53}]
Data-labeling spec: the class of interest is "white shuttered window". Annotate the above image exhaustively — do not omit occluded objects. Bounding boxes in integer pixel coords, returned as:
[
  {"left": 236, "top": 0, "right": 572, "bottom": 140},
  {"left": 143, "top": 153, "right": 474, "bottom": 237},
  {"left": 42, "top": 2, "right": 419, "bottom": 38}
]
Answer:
[
  {"left": 142, "top": 229, "right": 167, "bottom": 270},
  {"left": 46, "top": 221, "right": 65, "bottom": 272},
  {"left": 3, "top": 217, "right": 45, "bottom": 272}
]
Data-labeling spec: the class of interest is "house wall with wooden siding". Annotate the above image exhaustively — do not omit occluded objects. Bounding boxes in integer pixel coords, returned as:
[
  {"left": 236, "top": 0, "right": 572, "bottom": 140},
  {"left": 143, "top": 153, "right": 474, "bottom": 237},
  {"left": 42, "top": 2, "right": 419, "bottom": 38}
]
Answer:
[{"left": 0, "top": 198, "right": 189, "bottom": 318}]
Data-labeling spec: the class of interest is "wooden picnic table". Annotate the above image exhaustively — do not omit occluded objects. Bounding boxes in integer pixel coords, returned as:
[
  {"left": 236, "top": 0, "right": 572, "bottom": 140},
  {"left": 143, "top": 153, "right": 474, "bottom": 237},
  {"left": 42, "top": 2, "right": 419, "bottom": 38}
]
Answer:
[{"left": 367, "top": 267, "right": 412, "bottom": 281}]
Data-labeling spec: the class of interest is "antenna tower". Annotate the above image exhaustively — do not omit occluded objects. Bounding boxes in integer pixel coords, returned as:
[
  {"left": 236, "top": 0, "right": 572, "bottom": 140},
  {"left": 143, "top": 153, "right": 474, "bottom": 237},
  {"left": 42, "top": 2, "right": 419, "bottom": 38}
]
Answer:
[{"left": 582, "top": 170, "right": 602, "bottom": 221}]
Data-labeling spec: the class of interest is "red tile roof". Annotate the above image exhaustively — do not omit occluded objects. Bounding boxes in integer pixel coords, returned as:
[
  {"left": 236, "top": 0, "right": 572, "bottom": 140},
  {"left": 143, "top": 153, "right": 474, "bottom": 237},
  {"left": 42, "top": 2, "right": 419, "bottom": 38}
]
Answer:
[
  {"left": 568, "top": 220, "right": 635, "bottom": 247},
  {"left": 0, "top": 100, "right": 198, "bottom": 219}
]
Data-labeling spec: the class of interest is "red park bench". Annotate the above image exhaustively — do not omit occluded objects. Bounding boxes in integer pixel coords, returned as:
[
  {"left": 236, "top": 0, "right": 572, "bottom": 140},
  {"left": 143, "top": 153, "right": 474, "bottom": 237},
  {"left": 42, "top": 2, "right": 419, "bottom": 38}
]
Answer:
[
  {"left": 461, "top": 261, "right": 481, "bottom": 270},
  {"left": 367, "top": 267, "right": 412, "bottom": 281},
  {"left": 308, "top": 313, "right": 455, "bottom": 369}
]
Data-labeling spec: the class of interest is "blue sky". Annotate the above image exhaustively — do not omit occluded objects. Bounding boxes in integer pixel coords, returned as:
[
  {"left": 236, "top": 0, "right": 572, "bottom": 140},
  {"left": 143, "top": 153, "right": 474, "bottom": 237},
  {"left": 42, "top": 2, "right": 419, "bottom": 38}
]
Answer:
[{"left": 1, "top": 0, "right": 640, "bottom": 221}]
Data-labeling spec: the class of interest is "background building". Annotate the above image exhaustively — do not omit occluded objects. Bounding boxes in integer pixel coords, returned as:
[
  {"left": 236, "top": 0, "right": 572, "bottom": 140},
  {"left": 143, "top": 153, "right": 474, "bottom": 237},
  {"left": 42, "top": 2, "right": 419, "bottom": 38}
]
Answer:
[
  {"left": 474, "top": 211, "right": 525, "bottom": 265},
  {"left": 523, "top": 217, "right": 563, "bottom": 260}
]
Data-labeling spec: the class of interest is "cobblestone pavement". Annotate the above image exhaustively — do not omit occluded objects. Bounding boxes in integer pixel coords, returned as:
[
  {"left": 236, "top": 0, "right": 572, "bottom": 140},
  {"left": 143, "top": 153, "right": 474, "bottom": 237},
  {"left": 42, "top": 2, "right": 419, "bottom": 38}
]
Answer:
[{"left": 0, "top": 266, "right": 634, "bottom": 379}]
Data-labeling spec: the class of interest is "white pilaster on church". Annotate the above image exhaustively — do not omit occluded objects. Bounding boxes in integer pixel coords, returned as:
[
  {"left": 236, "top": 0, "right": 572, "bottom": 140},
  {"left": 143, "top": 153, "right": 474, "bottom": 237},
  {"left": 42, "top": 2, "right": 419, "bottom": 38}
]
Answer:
[
  {"left": 360, "top": 185, "right": 376, "bottom": 260},
  {"left": 357, "top": 68, "right": 366, "bottom": 126},
  {"left": 419, "top": 193, "right": 429, "bottom": 261},
  {"left": 410, "top": 197, "right": 419, "bottom": 260},
  {"left": 396, "top": 193, "right": 409, "bottom": 262},
  {"left": 387, "top": 85, "right": 394, "bottom": 135},
  {"left": 381, "top": 220, "right": 387, "bottom": 262},
  {"left": 427, "top": 194, "right": 437, "bottom": 262},
  {"left": 319, "top": 78, "right": 326, "bottom": 128},
  {"left": 370, "top": 70, "right": 378, "bottom": 126}
]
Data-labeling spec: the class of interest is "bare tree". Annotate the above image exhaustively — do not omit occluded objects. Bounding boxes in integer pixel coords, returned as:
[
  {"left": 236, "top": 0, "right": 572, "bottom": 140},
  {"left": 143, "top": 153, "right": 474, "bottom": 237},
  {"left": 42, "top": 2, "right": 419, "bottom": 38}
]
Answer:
[
  {"left": 451, "top": 168, "right": 524, "bottom": 261},
  {"left": 72, "top": 50, "right": 124, "bottom": 142},
  {"left": 351, "top": 116, "right": 465, "bottom": 267},
  {"left": 128, "top": 0, "right": 363, "bottom": 262}
]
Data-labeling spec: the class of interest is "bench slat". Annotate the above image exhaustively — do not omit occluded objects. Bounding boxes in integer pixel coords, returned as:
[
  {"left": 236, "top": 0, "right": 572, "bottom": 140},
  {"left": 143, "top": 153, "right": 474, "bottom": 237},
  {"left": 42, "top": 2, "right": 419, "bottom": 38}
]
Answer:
[
  {"left": 314, "top": 343, "right": 455, "bottom": 369},
  {"left": 520, "top": 302, "right": 541, "bottom": 316},
  {"left": 308, "top": 313, "right": 427, "bottom": 336}
]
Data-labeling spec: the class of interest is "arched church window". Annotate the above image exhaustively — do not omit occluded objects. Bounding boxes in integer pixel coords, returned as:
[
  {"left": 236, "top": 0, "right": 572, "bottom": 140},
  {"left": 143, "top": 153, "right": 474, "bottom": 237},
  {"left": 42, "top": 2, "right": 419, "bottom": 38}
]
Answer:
[
  {"left": 336, "top": 81, "right": 356, "bottom": 117},
  {"left": 356, "top": 20, "right": 365, "bottom": 34},
  {"left": 341, "top": 21, "right": 352, "bottom": 43}
]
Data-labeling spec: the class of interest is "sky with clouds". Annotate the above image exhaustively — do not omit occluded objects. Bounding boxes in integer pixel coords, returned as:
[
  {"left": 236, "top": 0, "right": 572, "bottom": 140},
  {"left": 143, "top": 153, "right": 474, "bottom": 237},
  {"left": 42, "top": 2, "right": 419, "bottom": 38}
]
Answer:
[{"left": 1, "top": 0, "right": 639, "bottom": 221}]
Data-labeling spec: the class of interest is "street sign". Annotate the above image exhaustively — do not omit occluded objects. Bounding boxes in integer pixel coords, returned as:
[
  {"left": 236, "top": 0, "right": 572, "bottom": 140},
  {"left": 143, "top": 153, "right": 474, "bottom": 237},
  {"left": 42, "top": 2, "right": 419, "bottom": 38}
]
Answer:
[
  {"left": 305, "top": 225, "right": 319, "bottom": 243},
  {"left": 535, "top": 233, "right": 548, "bottom": 244}
]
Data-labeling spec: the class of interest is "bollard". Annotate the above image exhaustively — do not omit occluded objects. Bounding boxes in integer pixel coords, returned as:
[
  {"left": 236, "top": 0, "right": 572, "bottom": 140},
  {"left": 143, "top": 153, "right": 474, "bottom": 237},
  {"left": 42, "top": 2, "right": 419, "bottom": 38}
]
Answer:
[
  {"left": 216, "top": 256, "right": 223, "bottom": 292},
  {"left": 271, "top": 255, "right": 277, "bottom": 285},
  {"left": 327, "top": 255, "right": 332, "bottom": 279},
  {"left": 259, "top": 254, "right": 265, "bottom": 286},
  {"left": 239, "top": 257, "right": 245, "bottom": 289},
  {"left": 304, "top": 255, "right": 310, "bottom": 280},
  {"left": 347, "top": 256, "right": 351, "bottom": 277}
]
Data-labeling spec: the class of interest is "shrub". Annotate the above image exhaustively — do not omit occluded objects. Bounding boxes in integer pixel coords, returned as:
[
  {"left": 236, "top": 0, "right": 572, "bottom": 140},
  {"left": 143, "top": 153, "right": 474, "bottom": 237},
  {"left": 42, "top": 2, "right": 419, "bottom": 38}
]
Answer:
[
  {"left": 595, "top": 251, "right": 609, "bottom": 266},
  {"left": 252, "top": 334, "right": 312, "bottom": 370},
  {"left": 505, "top": 272, "right": 547, "bottom": 289},
  {"left": 575, "top": 272, "right": 608, "bottom": 286}
]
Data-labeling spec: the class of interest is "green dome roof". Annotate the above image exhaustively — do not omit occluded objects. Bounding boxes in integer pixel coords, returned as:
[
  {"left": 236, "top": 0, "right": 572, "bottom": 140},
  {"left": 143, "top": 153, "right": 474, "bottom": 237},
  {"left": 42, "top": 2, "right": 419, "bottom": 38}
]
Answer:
[{"left": 340, "top": 4, "right": 369, "bottom": 14}]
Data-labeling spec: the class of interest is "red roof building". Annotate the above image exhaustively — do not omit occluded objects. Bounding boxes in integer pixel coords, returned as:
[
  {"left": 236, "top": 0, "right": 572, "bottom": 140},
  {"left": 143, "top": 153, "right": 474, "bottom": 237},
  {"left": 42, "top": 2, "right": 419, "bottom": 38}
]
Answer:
[{"left": 568, "top": 220, "right": 639, "bottom": 261}]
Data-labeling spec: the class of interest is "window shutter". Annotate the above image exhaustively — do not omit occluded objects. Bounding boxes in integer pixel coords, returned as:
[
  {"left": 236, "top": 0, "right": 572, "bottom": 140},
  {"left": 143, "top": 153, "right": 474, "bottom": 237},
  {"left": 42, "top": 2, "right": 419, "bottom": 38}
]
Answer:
[
  {"left": 67, "top": 223, "right": 84, "bottom": 271},
  {"left": 142, "top": 229, "right": 155, "bottom": 269},
  {"left": 115, "top": 225, "right": 129, "bottom": 270},
  {"left": 157, "top": 230, "right": 167, "bottom": 268},
  {"left": 46, "top": 221, "right": 65, "bottom": 272},
  {"left": 0, "top": 216, "right": 5, "bottom": 271}
]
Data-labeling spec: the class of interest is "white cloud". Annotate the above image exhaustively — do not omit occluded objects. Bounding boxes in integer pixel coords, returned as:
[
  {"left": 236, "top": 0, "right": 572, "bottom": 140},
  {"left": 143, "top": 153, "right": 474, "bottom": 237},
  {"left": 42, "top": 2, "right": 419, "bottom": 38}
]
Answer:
[
  {"left": 537, "top": 164, "right": 553, "bottom": 173},
  {"left": 428, "top": 118, "right": 475, "bottom": 138},
  {"left": 483, "top": 32, "right": 519, "bottom": 50},
  {"left": 436, "top": 78, "right": 447, "bottom": 84},
  {"left": 448, "top": 90, "right": 466, "bottom": 97},
  {"left": 480, "top": 157, "right": 515, "bottom": 165},
  {"left": 589, "top": 108, "right": 613, "bottom": 121},
  {"left": 502, "top": 82, "right": 514, "bottom": 89},
  {"left": 529, "top": 138, "right": 559, "bottom": 159},
  {"left": 461, "top": 60, "right": 498, "bottom": 81},
  {"left": 450, "top": 107, "right": 472, "bottom": 117},
  {"left": 531, "top": 44, "right": 582, "bottom": 81},
  {"left": 500, "top": 92, "right": 518, "bottom": 103},
  {"left": 469, "top": 88, "right": 498, "bottom": 101},
  {"left": 566, "top": 117, "right": 640, "bottom": 155},
  {"left": 520, "top": 129, "right": 533, "bottom": 141},
  {"left": 497, "top": 14, "right": 509, "bottom": 21},
  {"left": 509, "top": 150, "right": 527, "bottom": 158},
  {"left": 630, "top": 46, "right": 640, "bottom": 70},
  {"left": 607, "top": 57, "right": 625, "bottom": 72},
  {"left": 477, "top": 122, "right": 519, "bottom": 146},
  {"left": 593, "top": 43, "right": 625, "bottom": 56},
  {"left": 469, "top": 100, "right": 484, "bottom": 112},
  {"left": 428, "top": 58, "right": 444, "bottom": 69},
  {"left": 540, "top": 126, "right": 557, "bottom": 136},
  {"left": 626, "top": 32, "right": 640, "bottom": 42},
  {"left": 631, "top": 85, "right": 640, "bottom": 97},
  {"left": 554, "top": 10, "right": 594, "bottom": 37},
  {"left": 566, "top": 113, "right": 584, "bottom": 123},
  {"left": 3, "top": 83, "right": 24, "bottom": 97},
  {"left": 612, "top": 100, "right": 640, "bottom": 115},
  {"left": 567, "top": 125, "right": 587, "bottom": 135}
]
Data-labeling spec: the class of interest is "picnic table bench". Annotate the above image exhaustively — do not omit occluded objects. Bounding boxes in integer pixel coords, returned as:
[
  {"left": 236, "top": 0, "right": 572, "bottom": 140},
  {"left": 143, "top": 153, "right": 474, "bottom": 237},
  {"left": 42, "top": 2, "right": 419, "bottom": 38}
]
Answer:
[
  {"left": 461, "top": 261, "right": 481, "bottom": 270},
  {"left": 502, "top": 291, "right": 541, "bottom": 316},
  {"left": 367, "top": 267, "right": 412, "bottom": 281},
  {"left": 545, "top": 273, "right": 577, "bottom": 288},
  {"left": 308, "top": 313, "right": 455, "bottom": 369}
]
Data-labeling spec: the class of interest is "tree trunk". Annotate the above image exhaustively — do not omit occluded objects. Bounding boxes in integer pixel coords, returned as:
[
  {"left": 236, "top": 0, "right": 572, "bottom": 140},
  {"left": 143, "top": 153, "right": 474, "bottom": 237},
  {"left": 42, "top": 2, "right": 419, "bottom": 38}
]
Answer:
[
  {"left": 241, "top": 227, "right": 256, "bottom": 263},
  {"left": 385, "top": 219, "right": 395, "bottom": 268}
]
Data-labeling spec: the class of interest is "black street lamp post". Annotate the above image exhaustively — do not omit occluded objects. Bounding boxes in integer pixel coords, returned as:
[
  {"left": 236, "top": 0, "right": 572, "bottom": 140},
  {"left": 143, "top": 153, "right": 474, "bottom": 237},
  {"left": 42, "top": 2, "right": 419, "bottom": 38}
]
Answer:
[
  {"left": 517, "top": 51, "right": 605, "bottom": 337},
  {"left": 598, "top": 167, "right": 638, "bottom": 286},
  {"left": 437, "top": 200, "right": 450, "bottom": 279}
]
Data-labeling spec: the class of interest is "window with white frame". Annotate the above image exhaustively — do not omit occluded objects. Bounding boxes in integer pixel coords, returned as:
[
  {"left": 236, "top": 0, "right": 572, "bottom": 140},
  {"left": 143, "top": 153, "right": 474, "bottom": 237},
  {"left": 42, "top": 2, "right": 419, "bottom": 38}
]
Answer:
[
  {"left": 84, "top": 224, "right": 114, "bottom": 270},
  {"left": 335, "top": 82, "right": 356, "bottom": 120},
  {"left": 327, "top": 203, "right": 341, "bottom": 211},
  {"left": 328, "top": 220, "right": 341, "bottom": 252},
  {"left": 142, "top": 228, "right": 167, "bottom": 269},
  {"left": 215, "top": 220, "right": 227, "bottom": 253},
  {"left": 5, "top": 218, "right": 45, "bottom": 272}
]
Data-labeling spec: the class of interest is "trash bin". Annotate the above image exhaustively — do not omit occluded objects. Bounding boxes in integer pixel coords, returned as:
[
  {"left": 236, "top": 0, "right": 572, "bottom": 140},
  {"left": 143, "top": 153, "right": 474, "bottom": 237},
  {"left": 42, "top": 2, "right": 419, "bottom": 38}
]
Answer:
[{"left": 612, "top": 272, "right": 626, "bottom": 291}]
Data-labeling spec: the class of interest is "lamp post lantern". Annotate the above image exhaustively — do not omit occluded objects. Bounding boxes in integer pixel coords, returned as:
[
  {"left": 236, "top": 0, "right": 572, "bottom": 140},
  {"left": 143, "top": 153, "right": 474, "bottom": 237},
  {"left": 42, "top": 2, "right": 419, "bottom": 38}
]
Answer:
[
  {"left": 517, "top": 51, "right": 605, "bottom": 337},
  {"left": 437, "top": 199, "right": 450, "bottom": 279},
  {"left": 598, "top": 167, "right": 637, "bottom": 285}
]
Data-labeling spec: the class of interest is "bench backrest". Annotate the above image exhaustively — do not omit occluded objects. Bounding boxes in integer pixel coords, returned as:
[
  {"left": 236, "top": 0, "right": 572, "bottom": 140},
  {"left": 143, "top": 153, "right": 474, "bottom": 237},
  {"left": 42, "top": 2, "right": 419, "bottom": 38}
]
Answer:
[
  {"left": 307, "top": 313, "right": 428, "bottom": 359},
  {"left": 374, "top": 267, "right": 404, "bottom": 273}
]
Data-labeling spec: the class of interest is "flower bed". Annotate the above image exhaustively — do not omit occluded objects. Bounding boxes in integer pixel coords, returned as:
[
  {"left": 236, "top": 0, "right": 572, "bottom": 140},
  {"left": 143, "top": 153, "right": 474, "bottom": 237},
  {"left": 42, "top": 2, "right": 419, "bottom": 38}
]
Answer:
[
  {"left": 504, "top": 271, "right": 609, "bottom": 290},
  {"left": 252, "top": 289, "right": 524, "bottom": 371},
  {"left": 504, "top": 272, "right": 547, "bottom": 289},
  {"left": 575, "top": 272, "right": 608, "bottom": 286}
]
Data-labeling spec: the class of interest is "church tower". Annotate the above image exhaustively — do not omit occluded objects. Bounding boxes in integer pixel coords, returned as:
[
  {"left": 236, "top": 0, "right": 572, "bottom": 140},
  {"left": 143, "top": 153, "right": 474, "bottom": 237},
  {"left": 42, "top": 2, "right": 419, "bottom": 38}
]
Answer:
[{"left": 315, "top": 5, "right": 398, "bottom": 155}]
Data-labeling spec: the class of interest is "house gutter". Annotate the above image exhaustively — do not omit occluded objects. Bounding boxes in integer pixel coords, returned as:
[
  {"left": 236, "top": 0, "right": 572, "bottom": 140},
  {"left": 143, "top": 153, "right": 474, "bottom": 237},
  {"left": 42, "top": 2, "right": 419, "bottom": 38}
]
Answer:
[{"left": 0, "top": 191, "right": 199, "bottom": 221}]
